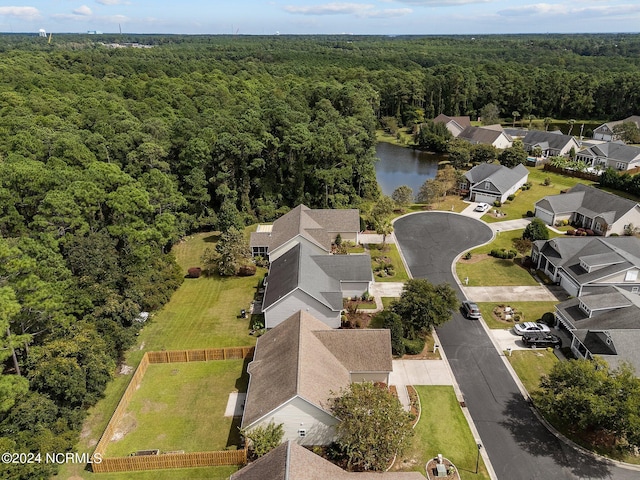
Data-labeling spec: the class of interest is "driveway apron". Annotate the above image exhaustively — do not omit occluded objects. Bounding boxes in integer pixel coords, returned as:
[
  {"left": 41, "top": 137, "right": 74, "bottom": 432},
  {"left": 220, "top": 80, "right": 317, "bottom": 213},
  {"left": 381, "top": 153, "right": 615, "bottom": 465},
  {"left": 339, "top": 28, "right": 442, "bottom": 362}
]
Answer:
[{"left": 394, "top": 212, "right": 638, "bottom": 480}]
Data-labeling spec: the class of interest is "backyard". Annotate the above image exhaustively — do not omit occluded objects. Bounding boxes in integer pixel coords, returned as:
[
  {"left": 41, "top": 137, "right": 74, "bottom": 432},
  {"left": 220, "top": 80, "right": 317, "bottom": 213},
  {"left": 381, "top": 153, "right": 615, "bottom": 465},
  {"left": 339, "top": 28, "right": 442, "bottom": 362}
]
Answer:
[{"left": 104, "top": 360, "right": 248, "bottom": 457}]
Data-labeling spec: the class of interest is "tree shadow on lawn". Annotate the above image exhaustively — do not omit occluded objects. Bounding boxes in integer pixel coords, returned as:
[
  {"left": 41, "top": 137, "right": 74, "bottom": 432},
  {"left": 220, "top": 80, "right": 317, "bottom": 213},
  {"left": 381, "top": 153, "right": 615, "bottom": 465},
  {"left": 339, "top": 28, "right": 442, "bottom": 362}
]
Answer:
[
  {"left": 203, "top": 234, "right": 220, "bottom": 243},
  {"left": 499, "top": 394, "right": 612, "bottom": 479}
]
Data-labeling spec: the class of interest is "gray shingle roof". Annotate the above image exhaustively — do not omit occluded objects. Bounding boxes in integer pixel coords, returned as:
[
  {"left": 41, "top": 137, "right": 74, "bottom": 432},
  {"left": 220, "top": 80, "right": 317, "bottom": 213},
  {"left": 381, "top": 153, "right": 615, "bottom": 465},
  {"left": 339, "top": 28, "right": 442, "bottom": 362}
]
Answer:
[
  {"left": 231, "top": 441, "right": 426, "bottom": 480},
  {"left": 262, "top": 243, "right": 372, "bottom": 312},
  {"left": 586, "top": 142, "right": 640, "bottom": 164},
  {"left": 522, "top": 130, "right": 576, "bottom": 151},
  {"left": 241, "top": 311, "right": 392, "bottom": 430},
  {"left": 458, "top": 126, "right": 511, "bottom": 146},
  {"left": 535, "top": 184, "right": 638, "bottom": 223},
  {"left": 250, "top": 205, "right": 360, "bottom": 253},
  {"left": 465, "top": 163, "right": 528, "bottom": 195}
]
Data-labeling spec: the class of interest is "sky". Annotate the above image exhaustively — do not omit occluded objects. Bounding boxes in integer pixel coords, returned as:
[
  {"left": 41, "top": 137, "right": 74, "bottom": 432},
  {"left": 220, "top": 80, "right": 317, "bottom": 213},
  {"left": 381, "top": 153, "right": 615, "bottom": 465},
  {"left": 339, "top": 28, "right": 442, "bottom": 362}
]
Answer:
[{"left": 1, "top": 1, "right": 639, "bottom": 36}]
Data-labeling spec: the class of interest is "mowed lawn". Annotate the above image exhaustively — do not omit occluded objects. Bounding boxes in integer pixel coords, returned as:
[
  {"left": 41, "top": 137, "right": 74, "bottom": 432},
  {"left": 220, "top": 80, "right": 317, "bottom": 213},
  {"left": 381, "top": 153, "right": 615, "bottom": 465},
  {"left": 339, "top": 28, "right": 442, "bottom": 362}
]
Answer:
[
  {"left": 105, "top": 360, "right": 247, "bottom": 457},
  {"left": 478, "top": 301, "right": 558, "bottom": 330},
  {"left": 483, "top": 167, "right": 593, "bottom": 224},
  {"left": 457, "top": 259, "right": 538, "bottom": 286},
  {"left": 370, "top": 243, "right": 410, "bottom": 282},
  {"left": 507, "top": 350, "right": 558, "bottom": 395},
  {"left": 394, "top": 386, "right": 490, "bottom": 480}
]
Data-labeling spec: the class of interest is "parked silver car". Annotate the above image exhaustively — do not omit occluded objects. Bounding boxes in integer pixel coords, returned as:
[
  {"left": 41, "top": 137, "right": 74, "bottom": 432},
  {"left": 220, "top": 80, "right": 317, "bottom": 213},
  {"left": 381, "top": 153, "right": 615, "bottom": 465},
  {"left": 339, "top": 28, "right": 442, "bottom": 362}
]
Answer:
[{"left": 513, "top": 322, "right": 551, "bottom": 336}]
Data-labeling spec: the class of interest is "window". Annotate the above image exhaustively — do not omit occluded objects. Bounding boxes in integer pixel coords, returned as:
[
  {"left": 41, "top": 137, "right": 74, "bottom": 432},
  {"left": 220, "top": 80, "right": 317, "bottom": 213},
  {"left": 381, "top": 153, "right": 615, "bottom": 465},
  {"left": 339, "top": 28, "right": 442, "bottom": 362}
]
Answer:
[
  {"left": 625, "top": 270, "right": 638, "bottom": 282},
  {"left": 632, "top": 287, "right": 639, "bottom": 294},
  {"left": 484, "top": 181, "right": 491, "bottom": 189},
  {"left": 594, "top": 222, "right": 603, "bottom": 233},
  {"left": 616, "top": 162, "right": 626, "bottom": 170},
  {"left": 298, "top": 429, "right": 306, "bottom": 438}
]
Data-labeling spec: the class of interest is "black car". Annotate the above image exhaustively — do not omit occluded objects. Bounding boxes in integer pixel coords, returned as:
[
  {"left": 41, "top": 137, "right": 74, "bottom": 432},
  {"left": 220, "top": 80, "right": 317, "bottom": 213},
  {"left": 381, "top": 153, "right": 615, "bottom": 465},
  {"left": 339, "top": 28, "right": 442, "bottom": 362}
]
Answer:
[{"left": 522, "top": 333, "right": 561, "bottom": 349}]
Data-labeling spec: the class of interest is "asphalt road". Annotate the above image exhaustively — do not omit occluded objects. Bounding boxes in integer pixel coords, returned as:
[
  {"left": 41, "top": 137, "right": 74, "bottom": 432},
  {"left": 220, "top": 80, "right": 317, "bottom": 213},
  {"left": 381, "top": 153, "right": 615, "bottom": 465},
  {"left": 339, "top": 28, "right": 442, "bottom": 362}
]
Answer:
[{"left": 394, "top": 212, "right": 637, "bottom": 480}]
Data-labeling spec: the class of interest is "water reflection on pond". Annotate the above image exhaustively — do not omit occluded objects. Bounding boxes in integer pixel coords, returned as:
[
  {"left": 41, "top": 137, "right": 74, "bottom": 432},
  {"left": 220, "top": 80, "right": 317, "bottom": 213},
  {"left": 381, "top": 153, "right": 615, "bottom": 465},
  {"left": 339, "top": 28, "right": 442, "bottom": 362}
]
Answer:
[{"left": 374, "top": 143, "right": 447, "bottom": 197}]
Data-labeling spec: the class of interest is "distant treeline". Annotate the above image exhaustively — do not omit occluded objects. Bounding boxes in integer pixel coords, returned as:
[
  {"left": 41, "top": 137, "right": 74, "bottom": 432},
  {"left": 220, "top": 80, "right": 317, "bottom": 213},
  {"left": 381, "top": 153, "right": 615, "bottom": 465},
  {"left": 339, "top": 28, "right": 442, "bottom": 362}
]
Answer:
[{"left": 0, "top": 33, "right": 639, "bottom": 478}]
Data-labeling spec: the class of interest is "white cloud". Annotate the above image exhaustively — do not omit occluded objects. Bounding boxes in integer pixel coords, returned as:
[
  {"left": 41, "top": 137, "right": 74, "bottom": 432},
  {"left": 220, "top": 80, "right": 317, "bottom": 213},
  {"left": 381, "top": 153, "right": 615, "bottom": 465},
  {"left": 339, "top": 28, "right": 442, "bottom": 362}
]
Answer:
[
  {"left": 396, "top": 0, "right": 491, "bottom": 5},
  {"left": 0, "top": 6, "right": 40, "bottom": 19},
  {"left": 73, "top": 5, "right": 93, "bottom": 16},
  {"left": 284, "top": 2, "right": 412, "bottom": 18},
  {"left": 498, "top": 3, "right": 640, "bottom": 18},
  {"left": 284, "top": 3, "right": 375, "bottom": 15},
  {"left": 96, "top": 0, "right": 130, "bottom": 5}
]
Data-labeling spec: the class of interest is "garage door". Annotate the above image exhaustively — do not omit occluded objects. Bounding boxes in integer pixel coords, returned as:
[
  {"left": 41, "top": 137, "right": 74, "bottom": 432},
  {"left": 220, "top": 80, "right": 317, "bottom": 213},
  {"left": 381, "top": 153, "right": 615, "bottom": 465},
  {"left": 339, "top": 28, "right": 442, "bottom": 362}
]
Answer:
[
  {"left": 474, "top": 193, "right": 499, "bottom": 204},
  {"left": 535, "top": 207, "right": 554, "bottom": 225},
  {"left": 559, "top": 274, "right": 579, "bottom": 297}
]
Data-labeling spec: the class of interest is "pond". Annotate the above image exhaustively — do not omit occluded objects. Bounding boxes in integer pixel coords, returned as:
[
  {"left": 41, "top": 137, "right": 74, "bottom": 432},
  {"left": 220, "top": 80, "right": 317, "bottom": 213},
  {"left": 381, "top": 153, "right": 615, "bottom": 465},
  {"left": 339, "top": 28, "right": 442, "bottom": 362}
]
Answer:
[{"left": 374, "top": 143, "right": 446, "bottom": 197}]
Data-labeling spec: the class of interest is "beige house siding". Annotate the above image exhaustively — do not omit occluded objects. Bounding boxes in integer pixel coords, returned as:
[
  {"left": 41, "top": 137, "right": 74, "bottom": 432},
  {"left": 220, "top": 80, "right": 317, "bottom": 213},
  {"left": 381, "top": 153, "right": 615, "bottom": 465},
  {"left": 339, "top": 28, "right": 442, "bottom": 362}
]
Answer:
[
  {"left": 264, "top": 290, "right": 340, "bottom": 329},
  {"left": 250, "top": 396, "right": 338, "bottom": 446},
  {"left": 332, "top": 232, "right": 358, "bottom": 244},
  {"left": 609, "top": 207, "right": 640, "bottom": 236},
  {"left": 594, "top": 268, "right": 640, "bottom": 285}
]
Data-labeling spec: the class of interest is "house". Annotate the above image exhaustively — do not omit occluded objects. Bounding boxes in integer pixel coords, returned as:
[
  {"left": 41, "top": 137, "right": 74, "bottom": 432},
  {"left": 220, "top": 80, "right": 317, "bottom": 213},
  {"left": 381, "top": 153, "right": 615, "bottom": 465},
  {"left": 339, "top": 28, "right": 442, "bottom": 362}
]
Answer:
[
  {"left": 457, "top": 125, "right": 513, "bottom": 149},
  {"left": 534, "top": 183, "right": 640, "bottom": 235},
  {"left": 593, "top": 115, "right": 640, "bottom": 142},
  {"left": 231, "top": 441, "right": 426, "bottom": 480},
  {"left": 462, "top": 163, "right": 529, "bottom": 204},
  {"left": 240, "top": 311, "right": 393, "bottom": 446},
  {"left": 250, "top": 205, "right": 360, "bottom": 260},
  {"left": 576, "top": 141, "right": 640, "bottom": 171},
  {"left": 503, "top": 127, "right": 529, "bottom": 139},
  {"left": 554, "top": 287, "right": 640, "bottom": 374},
  {"left": 522, "top": 130, "right": 580, "bottom": 158},
  {"left": 531, "top": 236, "right": 640, "bottom": 297},
  {"left": 261, "top": 242, "right": 372, "bottom": 328},
  {"left": 432, "top": 113, "right": 471, "bottom": 138}
]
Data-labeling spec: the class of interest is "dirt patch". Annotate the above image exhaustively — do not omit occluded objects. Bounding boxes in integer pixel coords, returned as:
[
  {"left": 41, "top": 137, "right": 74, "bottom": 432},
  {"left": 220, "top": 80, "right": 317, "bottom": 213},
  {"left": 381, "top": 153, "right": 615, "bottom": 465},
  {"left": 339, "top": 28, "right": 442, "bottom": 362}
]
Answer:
[
  {"left": 118, "top": 364, "right": 134, "bottom": 375},
  {"left": 342, "top": 312, "right": 374, "bottom": 329},
  {"left": 140, "top": 399, "right": 168, "bottom": 414},
  {"left": 458, "top": 253, "right": 491, "bottom": 264},
  {"left": 111, "top": 413, "right": 137, "bottom": 442},
  {"left": 491, "top": 305, "right": 523, "bottom": 324}
]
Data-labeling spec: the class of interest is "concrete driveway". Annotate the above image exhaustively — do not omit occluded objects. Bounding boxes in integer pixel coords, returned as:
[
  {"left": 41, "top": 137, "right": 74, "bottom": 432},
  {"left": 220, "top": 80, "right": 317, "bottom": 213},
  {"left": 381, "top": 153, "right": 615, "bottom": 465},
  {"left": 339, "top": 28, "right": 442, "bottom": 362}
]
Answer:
[{"left": 389, "top": 360, "right": 453, "bottom": 386}]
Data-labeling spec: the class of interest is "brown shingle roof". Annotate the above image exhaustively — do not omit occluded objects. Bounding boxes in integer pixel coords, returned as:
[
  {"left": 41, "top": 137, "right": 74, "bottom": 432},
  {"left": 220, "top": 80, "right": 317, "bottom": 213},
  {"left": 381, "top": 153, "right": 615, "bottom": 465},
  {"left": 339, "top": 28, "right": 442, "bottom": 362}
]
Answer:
[
  {"left": 250, "top": 205, "right": 360, "bottom": 253},
  {"left": 242, "top": 311, "right": 392, "bottom": 429},
  {"left": 231, "top": 441, "right": 426, "bottom": 480}
]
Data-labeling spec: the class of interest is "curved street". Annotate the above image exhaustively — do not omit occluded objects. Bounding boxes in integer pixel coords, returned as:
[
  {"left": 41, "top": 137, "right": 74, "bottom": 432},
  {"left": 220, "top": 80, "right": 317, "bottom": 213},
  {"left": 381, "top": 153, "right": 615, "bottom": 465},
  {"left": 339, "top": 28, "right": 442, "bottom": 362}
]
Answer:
[{"left": 394, "top": 211, "right": 637, "bottom": 480}]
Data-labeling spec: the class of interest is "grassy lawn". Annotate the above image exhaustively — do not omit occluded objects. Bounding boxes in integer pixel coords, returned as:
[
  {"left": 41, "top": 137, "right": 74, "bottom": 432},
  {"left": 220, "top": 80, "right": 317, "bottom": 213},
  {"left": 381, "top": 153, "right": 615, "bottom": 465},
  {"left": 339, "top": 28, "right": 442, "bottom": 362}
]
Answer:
[
  {"left": 105, "top": 360, "right": 247, "bottom": 457},
  {"left": 507, "top": 350, "right": 558, "bottom": 394},
  {"left": 483, "top": 166, "right": 594, "bottom": 224},
  {"left": 57, "top": 232, "right": 258, "bottom": 480},
  {"left": 478, "top": 302, "right": 558, "bottom": 330},
  {"left": 394, "top": 386, "right": 490, "bottom": 480},
  {"left": 457, "top": 258, "right": 539, "bottom": 286},
  {"left": 370, "top": 243, "right": 409, "bottom": 282}
]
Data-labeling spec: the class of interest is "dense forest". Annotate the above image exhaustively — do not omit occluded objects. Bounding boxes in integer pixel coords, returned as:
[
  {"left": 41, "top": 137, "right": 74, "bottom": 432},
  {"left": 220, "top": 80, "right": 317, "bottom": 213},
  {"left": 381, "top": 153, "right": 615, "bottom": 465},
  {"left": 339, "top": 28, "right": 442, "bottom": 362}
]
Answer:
[{"left": 1, "top": 33, "right": 639, "bottom": 478}]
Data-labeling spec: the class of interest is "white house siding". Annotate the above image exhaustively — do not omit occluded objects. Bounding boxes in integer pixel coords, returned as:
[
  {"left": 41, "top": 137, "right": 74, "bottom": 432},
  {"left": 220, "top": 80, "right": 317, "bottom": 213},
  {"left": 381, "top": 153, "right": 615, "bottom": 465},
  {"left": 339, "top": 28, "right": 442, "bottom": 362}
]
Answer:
[
  {"left": 502, "top": 178, "right": 528, "bottom": 202},
  {"left": 609, "top": 207, "right": 640, "bottom": 236},
  {"left": 493, "top": 135, "right": 512, "bottom": 149},
  {"left": 559, "top": 271, "right": 580, "bottom": 297},
  {"left": 341, "top": 281, "right": 371, "bottom": 300},
  {"left": 264, "top": 289, "right": 340, "bottom": 329},
  {"left": 332, "top": 232, "right": 358, "bottom": 244},
  {"left": 535, "top": 206, "right": 555, "bottom": 225},
  {"left": 269, "top": 236, "right": 327, "bottom": 262},
  {"left": 250, "top": 396, "right": 338, "bottom": 446}
]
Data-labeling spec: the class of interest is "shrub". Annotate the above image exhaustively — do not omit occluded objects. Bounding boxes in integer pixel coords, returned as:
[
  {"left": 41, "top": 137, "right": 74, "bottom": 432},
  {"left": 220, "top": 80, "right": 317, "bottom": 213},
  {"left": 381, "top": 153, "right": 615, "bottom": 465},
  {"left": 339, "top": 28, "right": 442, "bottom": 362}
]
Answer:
[
  {"left": 610, "top": 233, "right": 619, "bottom": 237},
  {"left": 187, "top": 267, "right": 202, "bottom": 278},
  {"left": 238, "top": 265, "right": 257, "bottom": 276},
  {"left": 566, "top": 229, "right": 575, "bottom": 236},
  {"left": 507, "top": 194, "right": 516, "bottom": 201},
  {"left": 526, "top": 210, "right": 534, "bottom": 217},
  {"left": 493, "top": 200, "right": 502, "bottom": 207},
  {"left": 543, "top": 177, "right": 551, "bottom": 186},
  {"left": 490, "top": 248, "right": 517, "bottom": 259},
  {"left": 241, "top": 422, "right": 284, "bottom": 458},
  {"left": 403, "top": 337, "right": 426, "bottom": 355},
  {"left": 463, "top": 252, "right": 472, "bottom": 260},
  {"left": 335, "top": 233, "right": 342, "bottom": 246},
  {"left": 541, "top": 312, "right": 555, "bottom": 327},
  {"left": 562, "top": 219, "right": 570, "bottom": 226}
]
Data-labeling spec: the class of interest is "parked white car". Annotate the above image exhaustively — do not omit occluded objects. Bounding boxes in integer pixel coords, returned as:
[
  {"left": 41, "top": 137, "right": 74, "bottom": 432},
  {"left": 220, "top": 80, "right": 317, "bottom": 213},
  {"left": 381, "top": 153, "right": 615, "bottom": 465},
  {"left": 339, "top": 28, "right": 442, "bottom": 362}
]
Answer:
[
  {"left": 474, "top": 202, "right": 490, "bottom": 212},
  {"left": 513, "top": 322, "right": 551, "bottom": 336}
]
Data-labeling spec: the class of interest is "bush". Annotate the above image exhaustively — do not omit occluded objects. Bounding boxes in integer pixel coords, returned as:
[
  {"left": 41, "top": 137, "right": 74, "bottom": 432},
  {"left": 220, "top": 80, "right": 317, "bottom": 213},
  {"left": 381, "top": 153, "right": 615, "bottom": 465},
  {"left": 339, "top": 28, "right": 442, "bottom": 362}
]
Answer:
[
  {"left": 187, "top": 267, "right": 202, "bottom": 278},
  {"left": 521, "top": 182, "right": 532, "bottom": 191},
  {"left": 493, "top": 200, "right": 502, "bottom": 207},
  {"left": 526, "top": 210, "right": 534, "bottom": 217},
  {"left": 507, "top": 194, "right": 516, "bottom": 201},
  {"left": 610, "top": 233, "right": 619, "bottom": 237},
  {"left": 541, "top": 312, "right": 555, "bottom": 327},
  {"left": 402, "top": 337, "right": 426, "bottom": 355},
  {"left": 238, "top": 264, "right": 257, "bottom": 276},
  {"left": 490, "top": 248, "right": 517, "bottom": 259},
  {"left": 543, "top": 177, "right": 552, "bottom": 186},
  {"left": 585, "top": 229, "right": 594, "bottom": 236},
  {"left": 463, "top": 252, "right": 472, "bottom": 260}
]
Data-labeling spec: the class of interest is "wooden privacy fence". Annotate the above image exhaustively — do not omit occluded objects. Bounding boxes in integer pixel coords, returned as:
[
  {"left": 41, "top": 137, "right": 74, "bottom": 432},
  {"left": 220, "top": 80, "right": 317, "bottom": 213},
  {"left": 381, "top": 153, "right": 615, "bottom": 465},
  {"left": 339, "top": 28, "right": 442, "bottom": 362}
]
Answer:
[{"left": 92, "top": 346, "right": 254, "bottom": 473}]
